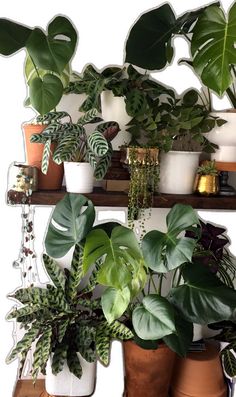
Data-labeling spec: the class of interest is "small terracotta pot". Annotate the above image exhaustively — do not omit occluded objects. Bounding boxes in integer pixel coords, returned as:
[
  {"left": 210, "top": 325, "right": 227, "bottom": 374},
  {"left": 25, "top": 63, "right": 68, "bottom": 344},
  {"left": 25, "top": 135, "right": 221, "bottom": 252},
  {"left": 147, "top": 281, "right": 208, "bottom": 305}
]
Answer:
[
  {"left": 23, "top": 123, "right": 64, "bottom": 190},
  {"left": 170, "top": 342, "right": 228, "bottom": 397},
  {"left": 123, "top": 340, "right": 176, "bottom": 397}
]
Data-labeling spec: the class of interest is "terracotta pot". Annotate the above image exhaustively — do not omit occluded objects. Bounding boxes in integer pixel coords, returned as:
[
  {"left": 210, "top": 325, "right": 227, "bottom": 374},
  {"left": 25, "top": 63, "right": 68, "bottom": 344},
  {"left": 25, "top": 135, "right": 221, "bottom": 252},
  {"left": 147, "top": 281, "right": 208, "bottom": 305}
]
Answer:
[
  {"left": 23, "top": 123, "right": 64, "bottom": 190},
  {"left": 123, "top": 340, "right": 176, "bottom": 397},
  {"left": 170, "top": 342, "right": 228, "bottom": 397}
]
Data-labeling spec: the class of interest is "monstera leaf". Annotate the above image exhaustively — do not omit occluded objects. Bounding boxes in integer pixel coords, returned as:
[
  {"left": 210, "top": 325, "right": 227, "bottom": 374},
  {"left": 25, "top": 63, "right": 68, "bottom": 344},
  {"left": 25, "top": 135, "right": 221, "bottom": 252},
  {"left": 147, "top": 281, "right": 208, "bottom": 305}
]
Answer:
[
  {"left": 191, "top": 3, "right": 236, "bottom": 96},
  {"left": 45, "top": 193, "right": 95, "bottom": 258},
  {"left": 169, "top": 263, "right": 236, "bottom": 324},
  {"left": 142, "top": 204, "right": 199, "bottom": 272},
  {"left": 29, "top": 74, "right": 63, "bottom": 115}
]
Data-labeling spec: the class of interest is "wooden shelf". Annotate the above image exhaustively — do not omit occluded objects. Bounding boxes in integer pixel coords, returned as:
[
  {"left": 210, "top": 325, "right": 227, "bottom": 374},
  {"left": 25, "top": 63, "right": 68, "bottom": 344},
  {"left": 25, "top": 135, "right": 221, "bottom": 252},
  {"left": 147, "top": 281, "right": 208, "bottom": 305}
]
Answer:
[{"left": 7, "top": 187, "right": 236, "bottom": 210}]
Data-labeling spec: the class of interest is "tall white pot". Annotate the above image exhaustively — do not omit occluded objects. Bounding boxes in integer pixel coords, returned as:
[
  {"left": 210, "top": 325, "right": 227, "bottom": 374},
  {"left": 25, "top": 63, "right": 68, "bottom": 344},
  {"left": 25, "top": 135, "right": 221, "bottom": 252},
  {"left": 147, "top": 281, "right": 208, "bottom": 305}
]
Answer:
[
  {"left": 101, "top": 91, "right": 131, "bottom": 149},
  {"left": 207, "top": 112, "right": 236, "bottom": 162},
  {"left": 64, "top": 162, "right": 94, "bottom": 193},
  {"left": 45, "top": 353, "right": 96, "bottom": 396},
  {"left": 159, "top": 151, "right": 201, "bottom": 194}
]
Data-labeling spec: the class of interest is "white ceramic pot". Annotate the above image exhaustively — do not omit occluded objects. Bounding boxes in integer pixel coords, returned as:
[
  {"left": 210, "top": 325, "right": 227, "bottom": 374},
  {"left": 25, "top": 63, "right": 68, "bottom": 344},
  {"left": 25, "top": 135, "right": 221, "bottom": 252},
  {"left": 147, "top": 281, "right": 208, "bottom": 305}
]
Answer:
[
  {"left": 207, "top": 112, "right": 236, "bottom": 162},
  {"left": 64, "top": 162, "right": 94, "bottom": 193},
  {"left": 159, "top": 151, "right": 201, "bottom": 194},
  {"left": 101, "top": 90, "right": 131, "bottom": 149},
  {"left": 45, "top": 353, "right": 96, "bottom": 396}
]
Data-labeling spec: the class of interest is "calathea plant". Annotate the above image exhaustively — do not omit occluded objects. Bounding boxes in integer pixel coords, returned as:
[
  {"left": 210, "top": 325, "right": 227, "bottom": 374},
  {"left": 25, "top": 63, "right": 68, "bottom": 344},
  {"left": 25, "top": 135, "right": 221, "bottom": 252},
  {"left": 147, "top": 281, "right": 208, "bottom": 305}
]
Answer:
[
  {"left": 30, "top": 109, "right": 120, "bottom": 180},
  {"left": 0, "top": 16, "right": 77, "bottom": 115}
]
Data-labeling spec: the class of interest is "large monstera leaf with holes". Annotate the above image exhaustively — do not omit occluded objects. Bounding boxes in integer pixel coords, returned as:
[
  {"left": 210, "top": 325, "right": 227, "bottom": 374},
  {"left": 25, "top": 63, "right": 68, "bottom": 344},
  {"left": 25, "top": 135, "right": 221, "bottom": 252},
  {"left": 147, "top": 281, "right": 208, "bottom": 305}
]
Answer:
[
  {"left": 191, "top": 3, "right": 236, "bottom": 96},
  {"left": 45, "top": 193, "right": 95, "bottom": 258},
  {"left": 141, "top": 204, "right": 199, "bottom": 273}
]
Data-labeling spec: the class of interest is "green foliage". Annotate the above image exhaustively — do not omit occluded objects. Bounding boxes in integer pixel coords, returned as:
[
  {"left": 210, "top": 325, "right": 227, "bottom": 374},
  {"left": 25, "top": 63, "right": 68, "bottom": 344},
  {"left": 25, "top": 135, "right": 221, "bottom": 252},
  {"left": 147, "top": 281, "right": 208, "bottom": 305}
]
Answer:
[
  {"left": 0, "top": 16, "right": 77, "bottom": 114},
  {"left": 196, "top": 161, "right": 218, "bottom": 176},
  {"left": 30, "top": 109, "right": 119, "bottom": 178}
]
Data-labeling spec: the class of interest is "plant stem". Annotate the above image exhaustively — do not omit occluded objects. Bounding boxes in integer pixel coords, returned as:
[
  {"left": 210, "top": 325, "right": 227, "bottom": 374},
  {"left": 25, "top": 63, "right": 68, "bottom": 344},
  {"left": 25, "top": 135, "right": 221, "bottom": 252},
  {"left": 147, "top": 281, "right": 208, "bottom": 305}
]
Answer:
[
  {"left": 28, "top": 53, "right": 40, "bottom": 79},
  {"left": 150, "top": 273, "right": 158, "bottom": 293},
  {"left": 158, "top": 274, "right": 163, "bottom": 295},
  {"left": 226, "top": 87, "right": 236, "bottom": 108}
]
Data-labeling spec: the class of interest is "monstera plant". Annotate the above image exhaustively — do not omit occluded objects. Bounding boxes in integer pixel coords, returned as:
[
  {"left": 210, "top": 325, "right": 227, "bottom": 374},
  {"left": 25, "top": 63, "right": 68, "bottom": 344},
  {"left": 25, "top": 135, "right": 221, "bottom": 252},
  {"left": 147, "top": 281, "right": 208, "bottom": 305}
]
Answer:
[{"left": 0, "top": 16, "right": 77, "bottom": 114}]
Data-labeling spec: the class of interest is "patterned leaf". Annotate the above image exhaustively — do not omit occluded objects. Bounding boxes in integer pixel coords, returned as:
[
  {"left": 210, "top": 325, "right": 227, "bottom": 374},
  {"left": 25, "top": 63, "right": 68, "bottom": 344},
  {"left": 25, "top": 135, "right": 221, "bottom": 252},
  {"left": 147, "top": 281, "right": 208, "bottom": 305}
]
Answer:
[
  {"left": 53, "top": 132, "right": 80, "bottom": 163},
  {"left": 41, "top": 138, "right": 51, "bottom": 174},
  {"left": 86, "top": 148, "right": 97, "bottom": 170},
  {"left": 82, "top": 260, "right": 102, "bottom": 294},
  {"left": 77, "top": 108, "right": 98, "bottom": 125},
  {"left": 95, "top": 326, "right": 111, "bottom": 366},
  {"left": 79, "top": 346, "right": 96, "bottom": 363},
  {"left": 88, "top": 131, "right": 108, "bottom": 157},
  {"left": 32, "top": 327, "right": 52, "bottom": 381},
  {"left": 12, "top": 287, "right": 70, "bottom": 312},
  {"left": 7, "top": 304, "right": 41, "bottom": 320},
  {"left": 125, "top": 89, "right": 148, "bottom": 117},
  {"left": 37, "top": 111, "right": 70, "bottom": 123},
  {"left": 103, "top": 321, "right": 133, "bottom": 340},
  {"left": 77, "top": 298, "right": 101, "bottom": 311},
  {"left": 43, "top": 254, "right": 66, "bottom": 291},
  {"left": 51, "top": 343, "right": 68, "bottom": 375},
  {"left": 41, "top": 122, "right": 65, "bottom": 140},
  {"left": 30, "top": 134, "right": 47, "bottom": 143},
  {"left": 67, "top": 350, "right": 82, "bottom": 379},
  {"left": 67, "top": 245, "right": 83, "bottom": 301},
  {"left": 222, "top": 349, "right": 236, "bottom": 378},
  {"left": 57, "top": 319, "right": 70, "bottom": 343},
  {"left": 74, "top": 325, "right": 96, "bottom": 349},
  {"left": 94, "top": 142, "right": 113, "bottom": 180},
  {"left": 6, "top": 325, "right": 39, "bottom": 363},
  {"left": 96, "top": 121, "right": 120, "bottom": 141},
  {"left": 18, "top": 350, "right": 28, "bottom": 378}
]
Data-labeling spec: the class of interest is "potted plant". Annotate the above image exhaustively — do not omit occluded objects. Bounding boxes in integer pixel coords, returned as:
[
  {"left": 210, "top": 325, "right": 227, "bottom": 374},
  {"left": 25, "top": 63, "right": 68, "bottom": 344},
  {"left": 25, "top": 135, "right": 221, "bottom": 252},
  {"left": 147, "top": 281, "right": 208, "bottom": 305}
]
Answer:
[
  {"left": 193, "top": 160, "right": 219, "bottom": 195},
  {"left": 0, "top": 16, "right": 77, "bottom": 189},
  {"left": 30, "top": 109, "right": 120, "bottom": 193},
  {"left": 7, "top": 193, "right": 133, "bottom": 396},
  {"left": 125, "top": 2, "right": 236, "bottom": 163},
  {"left": 81, "top": 202, "right": 236, "bottom": 396}
]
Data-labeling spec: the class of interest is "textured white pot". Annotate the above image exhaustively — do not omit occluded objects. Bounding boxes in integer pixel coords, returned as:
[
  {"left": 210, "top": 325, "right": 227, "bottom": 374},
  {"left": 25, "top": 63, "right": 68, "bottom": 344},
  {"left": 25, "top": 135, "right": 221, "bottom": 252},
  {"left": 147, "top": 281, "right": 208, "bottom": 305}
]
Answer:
[
  {"left": 207, "top": 112, "right": 236, "bottom": 162},
  {"left": 64, "top": 162, "right": 94, "bottom": 193},
  {"left": 159, "top": 151, "right": 201, "bottom": 194},
  {"left": 101, "top": 91, "right": 131, "bottom": 149},
  {"left": 45, "top": 353, "right": 96, "bottom": 396}
]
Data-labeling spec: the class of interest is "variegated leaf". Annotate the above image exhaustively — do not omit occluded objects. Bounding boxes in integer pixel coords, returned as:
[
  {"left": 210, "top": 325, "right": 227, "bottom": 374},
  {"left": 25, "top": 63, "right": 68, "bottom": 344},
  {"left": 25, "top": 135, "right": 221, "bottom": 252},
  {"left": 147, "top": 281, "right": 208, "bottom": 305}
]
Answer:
[
  {"left": 32, "top": 327, "right": 52, "bottom": 382},
  {"left": 82, "top": 260, "right": 102, "bottom": 293},
  {"left": 75, "top": 325, "right": 96, "bottom": 349},
  {"left": 222, "top": 349, "right": 236, "bottom": 378},
  {"left": 86, "top": 148, "right": 97, "bottom": 170},
  {"left": 125, "top": 89, "right": 148, "bottom": 117},
  {"left": 12, "top": 287, "right": 70, "bottom": 312},
  {"left": 94, "top": 142, "right": 113, "bottom": 180},
  {"left": 95, "top": 326, "right": 111, "bottom": 366},
  {"left": 7, "top": 304, "right": 41, "bottom": 320},
  {"left": 67, "top": 350, "right": 82, "bottom": 379},
  {"left": 43, "top": 254, "right": 66, "bottom": 291},
  {"left": 88, "top": 131, "right": 108, "bottom": 157},
  {"left": 37, "top": 111, "right": 70, "bottom": 123},
  {"left": 79, "top": 346, "right": 96, "bottom": 363},
  {"left": 6, "top": 325, "right": 39, "bottom": 363},
  {"left": 18, "top": 350, "right": 27, "bottom": 378},
  {"left": 96, "top": 121, "right": 120, "bottom": 142},
  {"left": 77, "top": 298, "right": 101, "bottom": 311},
  {"left": 104, "top": 321, "right": 133, "bottom": 340},
  {"left": 41, "top": 138, "right": 51, "bottom": 174},
  {"left": 30, "top": 134, "right": 47, "bottom": 143},
  {"left": 58, "top": 319, "right": 70, "bottom": 343},
  {"left": 67, "top": 245, "right": 83, "bottom": 301},
  {"left": 53, "top": 133, "right": 80, "bottom": 163},
  {"left": 51, "top": 343, "right": 68, "bottom": 375},
  {"left": 77, "top": 108, "right": 98, "bottom": 125}
]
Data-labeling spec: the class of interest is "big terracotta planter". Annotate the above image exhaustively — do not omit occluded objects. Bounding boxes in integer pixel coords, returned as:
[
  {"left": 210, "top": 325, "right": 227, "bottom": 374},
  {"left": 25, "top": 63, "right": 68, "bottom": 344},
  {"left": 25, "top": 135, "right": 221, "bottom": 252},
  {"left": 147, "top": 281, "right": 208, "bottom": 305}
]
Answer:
[
  {"left": 123, "top": 340, "right": 176, "bottom": 397},
  {"left": 170, "top": 342, "right": 228, "bottom": 397},
  {"left": 23, "top": 123, "right": 64, "bottom": 190}
]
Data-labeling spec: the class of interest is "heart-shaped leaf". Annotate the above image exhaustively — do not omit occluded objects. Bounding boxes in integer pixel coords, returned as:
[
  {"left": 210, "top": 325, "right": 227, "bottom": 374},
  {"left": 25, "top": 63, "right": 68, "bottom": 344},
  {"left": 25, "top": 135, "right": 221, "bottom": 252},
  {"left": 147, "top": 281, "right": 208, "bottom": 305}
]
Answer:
[
  {"left": 29, "top": 74, "right": 63, "bottom": 115},
  {"left": 132, "top": 294, "right": 176, "bottom": 340},
  {"left": 101, "top": 286, "right": 131, "bottom": 323}
]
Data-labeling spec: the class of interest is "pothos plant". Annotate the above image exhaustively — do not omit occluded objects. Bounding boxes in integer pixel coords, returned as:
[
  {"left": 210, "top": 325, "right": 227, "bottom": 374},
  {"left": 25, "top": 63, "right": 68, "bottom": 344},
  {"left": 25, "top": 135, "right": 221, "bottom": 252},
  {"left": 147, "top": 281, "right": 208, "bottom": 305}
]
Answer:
[
  {"left": 30, "top": 108, "right": 120, "bottom": 180},
  {"left": 7, "top": 194, "right": 133, "bottom": 381},
  {"left": 0, "top": 16, "right": 77, "bottom": 115},
  {"left": 82, "top": 203, "right": 236, "bottom": 357}
]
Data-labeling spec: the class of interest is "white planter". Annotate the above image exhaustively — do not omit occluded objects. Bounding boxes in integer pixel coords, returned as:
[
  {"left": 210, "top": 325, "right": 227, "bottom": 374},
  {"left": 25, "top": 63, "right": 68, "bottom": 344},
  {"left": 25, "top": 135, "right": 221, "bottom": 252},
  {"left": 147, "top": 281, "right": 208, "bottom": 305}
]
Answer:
[
  {"left": 159, "top": 151, "right": 201, "bottom": 194},
  {"left": 207, "top": 112, "right": 236, "bottom": 162},
  {"left": 45, "top": 353, "right": 96, "bottom": 396},
  {"left": 101, "top": 91, "right": 131, "bottom": 149},
  {"left": 64, "top": 162, "right": 94, "bottom": 193}
]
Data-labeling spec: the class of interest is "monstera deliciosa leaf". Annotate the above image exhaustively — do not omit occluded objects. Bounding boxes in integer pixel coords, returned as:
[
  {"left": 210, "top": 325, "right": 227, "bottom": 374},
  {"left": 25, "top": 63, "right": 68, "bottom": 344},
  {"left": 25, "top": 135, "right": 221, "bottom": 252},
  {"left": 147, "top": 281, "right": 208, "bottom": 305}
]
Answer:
[
  {"left": 191, "top": 3, "right": 236, "bottom": 96},
  {"left": 141, "top": 204, "right": 199, "bottom": 272},
  {"left": 45, "top": 193, "right": 95, "bottom": 258}
]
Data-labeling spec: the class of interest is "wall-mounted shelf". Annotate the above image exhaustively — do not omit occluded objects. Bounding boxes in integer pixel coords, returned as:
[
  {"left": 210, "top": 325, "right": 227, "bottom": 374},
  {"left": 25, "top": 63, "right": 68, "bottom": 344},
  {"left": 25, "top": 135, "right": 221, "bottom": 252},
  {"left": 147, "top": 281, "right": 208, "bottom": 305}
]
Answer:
[{"left": 7, "top": 187, "right": 236, "bottom": 210}]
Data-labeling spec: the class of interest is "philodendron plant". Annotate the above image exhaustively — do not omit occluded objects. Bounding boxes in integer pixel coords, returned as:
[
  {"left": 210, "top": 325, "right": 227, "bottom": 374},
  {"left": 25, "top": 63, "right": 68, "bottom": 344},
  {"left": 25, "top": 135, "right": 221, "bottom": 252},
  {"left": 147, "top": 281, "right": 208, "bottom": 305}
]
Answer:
[
  {"left": 30, "top": 108, "right": 120, "bottom": 179},
  {"left": 0, "top": 16, "right": 77, "bottom": 115},
  {"left": 7, "top": 195, "right": 132, "bottom": 382}
]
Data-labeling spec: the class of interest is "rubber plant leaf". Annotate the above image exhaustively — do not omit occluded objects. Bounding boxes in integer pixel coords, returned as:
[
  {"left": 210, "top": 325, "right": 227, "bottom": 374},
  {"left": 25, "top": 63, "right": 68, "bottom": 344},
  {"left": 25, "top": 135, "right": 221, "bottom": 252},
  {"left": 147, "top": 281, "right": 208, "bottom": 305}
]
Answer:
[
  {"left": 45, "top": 193, "right": 95, "bottom": 258},
  {"left": 124, "top": 4, "right": 209, "bottom": 70},
  {"left": 0, "top": 18, "right": 32, "bottom": 55},
  {"left": 26, "top": 16, "right": 77, "bottom": 74},
  {"left": 191, "top": 3, "right": 236, "bottom": 96},
  {"left": 169, "top": 263, "right": 236, "bottom": 324},
  {"left": 142, "top": 204, "right": 199, "bottom": 272},
  {"left": 132, "top": 294, "right": 176, "bottom": 340},
  {"left": 29, "top": 73, "right": 63, "bottom": 115},
  {"left": 83, "top": 225, "right": 143, "bottom": 290}
]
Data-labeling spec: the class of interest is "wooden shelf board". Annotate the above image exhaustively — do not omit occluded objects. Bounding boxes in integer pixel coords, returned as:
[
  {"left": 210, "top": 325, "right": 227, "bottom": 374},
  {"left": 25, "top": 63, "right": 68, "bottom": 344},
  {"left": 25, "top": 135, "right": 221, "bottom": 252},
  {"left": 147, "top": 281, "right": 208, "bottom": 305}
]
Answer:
[{"left": 7, "top": 187, "right": 236, "bottom": 210}]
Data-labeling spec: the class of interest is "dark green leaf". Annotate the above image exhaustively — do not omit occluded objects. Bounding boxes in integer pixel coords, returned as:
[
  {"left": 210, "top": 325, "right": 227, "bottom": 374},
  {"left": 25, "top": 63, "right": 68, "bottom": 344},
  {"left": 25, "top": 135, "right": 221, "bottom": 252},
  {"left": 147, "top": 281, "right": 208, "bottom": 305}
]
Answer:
[
  {"left": 0, "top": 18, "right": 32, "bottom": 55},
  {"left": 29, "top": 74, "right": 63, "bottom": 115}
]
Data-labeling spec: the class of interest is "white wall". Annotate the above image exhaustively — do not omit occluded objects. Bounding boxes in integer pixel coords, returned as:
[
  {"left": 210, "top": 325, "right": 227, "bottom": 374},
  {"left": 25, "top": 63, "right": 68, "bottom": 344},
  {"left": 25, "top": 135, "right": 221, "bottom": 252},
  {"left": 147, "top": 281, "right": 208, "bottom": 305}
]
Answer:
[{"left": 1, "top": 1, "right": 236, "bottom": 396}]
